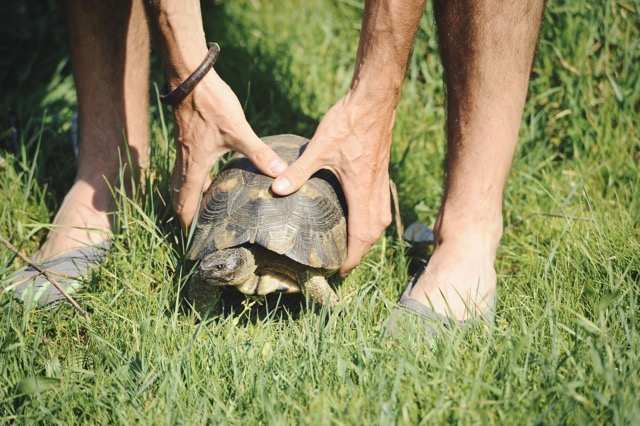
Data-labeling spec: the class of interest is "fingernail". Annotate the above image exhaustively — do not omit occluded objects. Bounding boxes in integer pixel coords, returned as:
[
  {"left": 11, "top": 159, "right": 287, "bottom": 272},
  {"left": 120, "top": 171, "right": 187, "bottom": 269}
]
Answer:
[
  {"left": 273, "top": 177, "right": 291, "bottom": 193},
  {"left": 270, "top": 159, "right": 287, "bottom": 175}
]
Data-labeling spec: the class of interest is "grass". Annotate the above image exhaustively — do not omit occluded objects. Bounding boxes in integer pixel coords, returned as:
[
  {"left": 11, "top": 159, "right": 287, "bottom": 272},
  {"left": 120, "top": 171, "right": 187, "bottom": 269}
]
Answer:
[{"left": 1, "top": 0, "right": 639, "bottom": 423}]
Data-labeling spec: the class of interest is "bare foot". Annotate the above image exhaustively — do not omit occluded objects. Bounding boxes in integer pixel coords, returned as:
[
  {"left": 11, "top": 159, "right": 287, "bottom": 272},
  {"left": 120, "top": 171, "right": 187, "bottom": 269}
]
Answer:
[
  {"left": 34, "top": 179, "right": 113, "bottom": 262},
  {"left": 408, "top": 233, "right": 498, "bottom": 321}
]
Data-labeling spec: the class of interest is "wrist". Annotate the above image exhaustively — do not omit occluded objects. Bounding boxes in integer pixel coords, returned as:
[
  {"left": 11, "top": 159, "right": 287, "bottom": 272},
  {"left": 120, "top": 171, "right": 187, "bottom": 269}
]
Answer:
[
  {"left": 345, "top": 80, "right": 401, "bottom": 117},
  {"left": 160, "top": 43, "right": 219, "bottom": 106},
  {"left": 350, "top": 79, "right": 402, "bottom": 105},
  {"left": 163, "top": 43, "right": 210, "bottom": 88},
  {"left": 349, "top": 60, "right": 405, "bottom": 107}
]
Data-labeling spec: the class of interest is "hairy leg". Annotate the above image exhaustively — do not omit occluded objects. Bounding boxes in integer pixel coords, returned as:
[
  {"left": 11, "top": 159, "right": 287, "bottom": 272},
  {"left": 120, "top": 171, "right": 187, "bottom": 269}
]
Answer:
[
  {"left": 409, "top": 0, "right": 545, "bottom": 320},
  {"left": 36, "top": 0, "right": 150, "bottom": 261}
]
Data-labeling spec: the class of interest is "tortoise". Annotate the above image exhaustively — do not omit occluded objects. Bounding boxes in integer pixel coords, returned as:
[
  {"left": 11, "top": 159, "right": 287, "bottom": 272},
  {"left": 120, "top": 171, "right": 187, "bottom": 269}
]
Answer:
[{"left": 186, "top": 134, "right": 347, "bottom": 315}]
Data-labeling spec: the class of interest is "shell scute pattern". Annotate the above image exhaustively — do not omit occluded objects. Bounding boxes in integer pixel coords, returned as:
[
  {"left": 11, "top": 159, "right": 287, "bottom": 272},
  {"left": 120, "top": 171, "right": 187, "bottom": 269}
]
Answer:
[{"left": 187, "top": 135, "right": 347, "bottom": 271}]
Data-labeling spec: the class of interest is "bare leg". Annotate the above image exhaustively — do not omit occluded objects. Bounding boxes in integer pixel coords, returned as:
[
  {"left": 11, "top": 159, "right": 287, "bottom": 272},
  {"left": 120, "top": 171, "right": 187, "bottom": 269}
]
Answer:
[
  {"left": 409, "top": 0, "right": 545, "bottom": 320},
  {"left": 36, "top": 0, "right": 150, "bottom": 261}
]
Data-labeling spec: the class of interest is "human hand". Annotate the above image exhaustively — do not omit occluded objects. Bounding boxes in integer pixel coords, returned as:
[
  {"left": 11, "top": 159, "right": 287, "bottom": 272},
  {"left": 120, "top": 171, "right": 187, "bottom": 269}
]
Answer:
[
  {"left": 271, "top": 92, "right": 396, "bottom": 275},
  {"left": 171, "top": 72, "right": 287, "bottom": 229}
]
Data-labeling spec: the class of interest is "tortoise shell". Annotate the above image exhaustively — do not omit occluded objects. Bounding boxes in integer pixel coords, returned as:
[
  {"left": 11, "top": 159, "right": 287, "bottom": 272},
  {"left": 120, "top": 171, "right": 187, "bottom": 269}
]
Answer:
[{"left": 187, "top": 134, "right": 347, "bottom": 270}]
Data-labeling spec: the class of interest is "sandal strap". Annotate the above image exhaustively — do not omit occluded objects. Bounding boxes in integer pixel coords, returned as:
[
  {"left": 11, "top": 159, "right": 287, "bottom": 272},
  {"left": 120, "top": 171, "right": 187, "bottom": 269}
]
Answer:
[{"left": 160, "top": 42, "right": 220, "bottom": 106}]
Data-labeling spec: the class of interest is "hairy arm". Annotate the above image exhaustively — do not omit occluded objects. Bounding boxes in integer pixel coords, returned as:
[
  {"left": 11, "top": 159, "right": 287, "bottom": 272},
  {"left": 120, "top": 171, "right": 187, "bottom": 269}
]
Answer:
[
  {"left": 272, "top": 0, "right": 426, "bottom": 274},
  {"left": 146, "top": 0, "right": 287, "bottom": 229}
]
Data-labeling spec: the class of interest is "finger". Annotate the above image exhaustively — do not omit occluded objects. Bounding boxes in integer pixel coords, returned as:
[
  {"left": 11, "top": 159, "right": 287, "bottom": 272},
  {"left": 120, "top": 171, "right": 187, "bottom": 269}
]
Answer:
[
  {"left": 339, "top": 177, "right": 392, "bottom": 276},
  {"left": 271, "top": 149, "right": 321, "bottom": 195},
  {"left": 233, "top": 132, "right": 288, "bottom": 178},
  {"left": 339, "top": 223, "right": 376, "bottom": 276},
  {"left": 172, "top": 161, "right": 212, "bottom": 230},
  {"left": 339, "top": 191, "right": 377, "bottom": 275},
  {"left": 378, "top": 172, "right": 393, "bottom": 230}
]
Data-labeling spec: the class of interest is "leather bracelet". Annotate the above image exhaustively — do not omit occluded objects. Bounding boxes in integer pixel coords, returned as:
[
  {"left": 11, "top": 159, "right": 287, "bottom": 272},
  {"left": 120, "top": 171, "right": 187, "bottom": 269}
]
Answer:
[{"left": 160, "top": 42, "right": 220, "bottom": 106}]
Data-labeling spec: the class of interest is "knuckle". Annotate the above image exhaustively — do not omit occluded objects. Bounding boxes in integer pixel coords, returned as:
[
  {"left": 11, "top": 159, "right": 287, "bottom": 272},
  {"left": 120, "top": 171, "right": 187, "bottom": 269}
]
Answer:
[
  {"left": 280, "top": 161, "right": 314, "bottom": 191},
  {"left": 251, "top": 144, "right": 275, "bottom": 166},
  {"left": 350, "top": 217, "right": 390, "bottom": 246},
  {"left": 382, "top": 215, "right": 392, "bottom": 228},
  {"left": 287, "top": 162, "right": 309, "bottom": 181},
  {"left": 340, "top": 261, "right": 358, "bottom": 275},
  {"left": 382, "top": 210, "right": 392, "bottom": 228},
  {"left": 172, "top": 199, "right": 182, "bottom": 213},
  {"left": 351, "top": 229, "right": 380, "bottom": 247},
  {"left": 172, "top": 198, "right": 186, "bottom": 217}
]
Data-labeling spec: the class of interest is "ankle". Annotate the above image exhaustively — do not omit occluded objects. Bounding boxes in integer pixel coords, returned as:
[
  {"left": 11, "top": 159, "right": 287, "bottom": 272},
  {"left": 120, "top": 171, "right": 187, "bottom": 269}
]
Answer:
[
  {"left": 434, "top": 220, "right": 503, "bottom": 255},
  {"left": 63, "top": 179, "right": 114, "bottom": 213}
]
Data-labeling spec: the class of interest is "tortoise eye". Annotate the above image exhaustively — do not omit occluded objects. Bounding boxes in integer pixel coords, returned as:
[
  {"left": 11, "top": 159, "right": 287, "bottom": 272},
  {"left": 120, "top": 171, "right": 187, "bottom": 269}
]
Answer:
[{"left": 216, "top": 264, "right": 225, "bottom": 270}]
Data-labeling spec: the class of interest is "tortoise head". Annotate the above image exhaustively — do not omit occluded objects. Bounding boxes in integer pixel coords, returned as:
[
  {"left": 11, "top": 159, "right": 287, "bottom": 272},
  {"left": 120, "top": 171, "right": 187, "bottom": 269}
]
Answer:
[{"left": 197, "top": 247, "right": 256, "bottom": 286}]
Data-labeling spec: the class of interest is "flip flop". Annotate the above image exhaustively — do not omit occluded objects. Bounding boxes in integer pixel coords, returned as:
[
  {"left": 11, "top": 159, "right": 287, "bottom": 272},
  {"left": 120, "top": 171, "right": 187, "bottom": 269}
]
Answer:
[
  {"left": 384, "top": 271, "right": 495, "bottom": 339},
  {"left": 6, "top": 240, "right": 111, "bottom": 307}
]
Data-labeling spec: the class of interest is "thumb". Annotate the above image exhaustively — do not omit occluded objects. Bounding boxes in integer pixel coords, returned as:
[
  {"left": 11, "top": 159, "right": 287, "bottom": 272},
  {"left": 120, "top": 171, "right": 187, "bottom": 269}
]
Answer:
[
  {"left": 271, "top": 151, "right": 319, "bottom": 195},
  {"left": 235, "top": 133, "right": 288, "bottom": 178}
]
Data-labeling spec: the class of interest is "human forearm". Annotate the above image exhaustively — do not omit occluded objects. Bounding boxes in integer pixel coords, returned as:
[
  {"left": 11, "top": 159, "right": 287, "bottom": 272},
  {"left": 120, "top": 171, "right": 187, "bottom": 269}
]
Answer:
[
  {"left": 145, "top": 0, "right": 211, "bottom": 88},
  {"left": 271, "top": 0, "right": 426, "bottom": 273},
  {"left": 350, "top": 0, "right": 426, "bottom": 103},
  {"left": 144, "top": 1, "right": 286, "bottom": 229}
]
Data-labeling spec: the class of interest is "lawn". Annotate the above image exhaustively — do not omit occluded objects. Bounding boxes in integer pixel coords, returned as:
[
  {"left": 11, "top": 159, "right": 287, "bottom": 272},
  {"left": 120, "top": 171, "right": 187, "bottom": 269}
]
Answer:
[{"left": 1, "top": 0, "right": 639, "bottom": 424}]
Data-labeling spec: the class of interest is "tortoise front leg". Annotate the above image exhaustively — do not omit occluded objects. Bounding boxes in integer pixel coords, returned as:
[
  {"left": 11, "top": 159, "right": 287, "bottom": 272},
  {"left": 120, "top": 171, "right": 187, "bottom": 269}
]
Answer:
[{"left": 301, "top": 270, "right": 339, "bottom": 306}]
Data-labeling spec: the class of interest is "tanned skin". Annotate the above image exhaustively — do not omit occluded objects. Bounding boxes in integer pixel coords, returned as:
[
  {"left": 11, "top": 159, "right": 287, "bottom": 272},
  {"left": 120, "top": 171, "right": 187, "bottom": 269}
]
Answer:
[
  {"left": 46, "top": 0, "right": 544, "bottom": 322},
  {"left": 41, "top": 0, "right": 287, "bottom": 262},
  {"left": 273, "top": 0, "right": 545, "bottom": 319}
]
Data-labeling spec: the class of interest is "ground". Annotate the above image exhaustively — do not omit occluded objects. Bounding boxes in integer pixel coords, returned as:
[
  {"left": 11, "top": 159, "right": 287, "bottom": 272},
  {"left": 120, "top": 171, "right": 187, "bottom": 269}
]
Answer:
[{"left": 0, "top": 0, "right": 638, "bottom": 423}]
